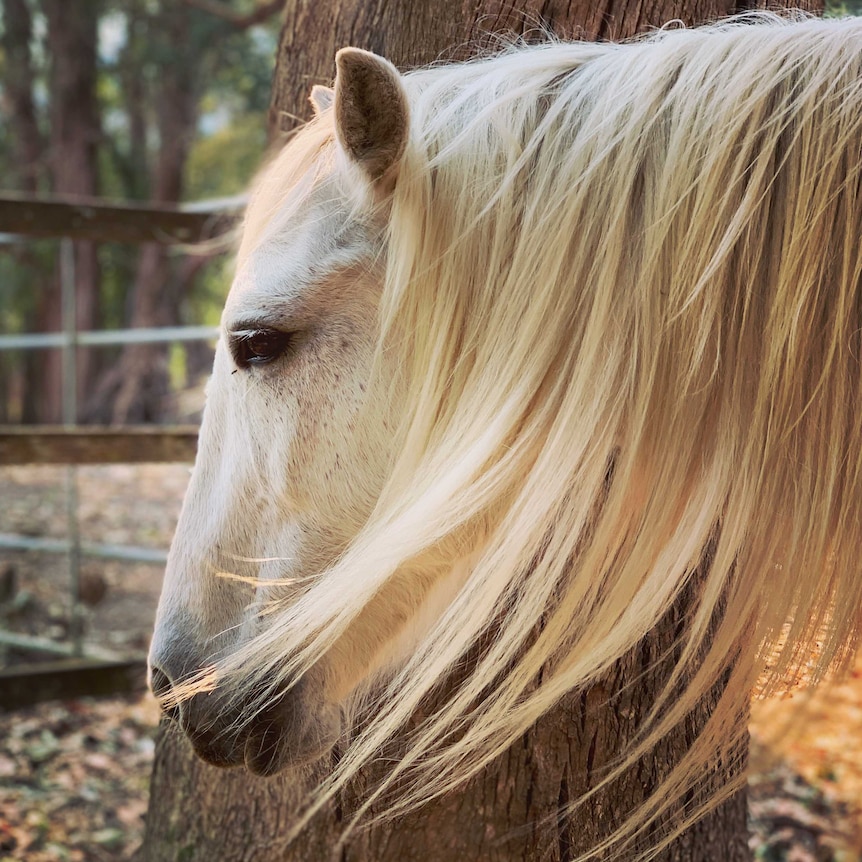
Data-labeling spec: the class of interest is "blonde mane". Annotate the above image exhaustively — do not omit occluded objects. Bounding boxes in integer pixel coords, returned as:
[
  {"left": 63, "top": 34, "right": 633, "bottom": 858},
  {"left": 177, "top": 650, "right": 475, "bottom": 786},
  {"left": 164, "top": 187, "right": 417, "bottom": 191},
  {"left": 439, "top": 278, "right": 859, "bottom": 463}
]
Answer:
[{"left": 213, "top": 13, "right": 862, "bottom": 857}]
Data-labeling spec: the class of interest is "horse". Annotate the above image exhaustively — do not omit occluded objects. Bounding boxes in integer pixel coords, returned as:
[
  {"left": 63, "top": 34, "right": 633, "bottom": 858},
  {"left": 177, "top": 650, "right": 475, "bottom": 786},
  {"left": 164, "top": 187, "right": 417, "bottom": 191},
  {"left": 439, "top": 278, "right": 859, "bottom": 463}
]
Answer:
[{"left": 149, "top": 12, "right": 862, "bottom": 858}]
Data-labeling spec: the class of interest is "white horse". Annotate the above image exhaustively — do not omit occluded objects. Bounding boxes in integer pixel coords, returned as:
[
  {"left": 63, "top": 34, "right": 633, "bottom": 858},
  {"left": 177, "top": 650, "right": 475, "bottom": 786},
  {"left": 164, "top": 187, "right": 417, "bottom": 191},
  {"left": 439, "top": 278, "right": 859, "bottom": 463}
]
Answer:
[{"left": 149, "top": 13, "right": 862, "bottom": 856}]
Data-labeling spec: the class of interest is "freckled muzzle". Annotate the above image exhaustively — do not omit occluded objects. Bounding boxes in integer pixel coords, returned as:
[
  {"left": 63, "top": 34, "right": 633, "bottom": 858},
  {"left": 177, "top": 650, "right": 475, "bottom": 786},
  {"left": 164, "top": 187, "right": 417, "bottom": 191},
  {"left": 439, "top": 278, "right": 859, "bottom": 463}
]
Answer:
[{"left": 149, "top": 662, "right": 341, "bottom": 776}]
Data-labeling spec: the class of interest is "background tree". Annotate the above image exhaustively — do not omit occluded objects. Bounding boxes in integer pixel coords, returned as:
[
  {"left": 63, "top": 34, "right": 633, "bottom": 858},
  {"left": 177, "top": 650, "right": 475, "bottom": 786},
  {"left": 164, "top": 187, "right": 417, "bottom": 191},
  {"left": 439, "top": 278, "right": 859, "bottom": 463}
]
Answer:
[
  {"left": 84, "top": 1, "right": 282, "bottom": 422},
  {"left": 0, "top": 0, "right": 45, "bottom": 423},
  {"left": 43, "top": 0, "right": 102, "bottom": 422},
  {"left": 0, "top": 0, "right": 101, "bottom": 424},
  {"left": 0, "top": 0, "right": 279, "bottom": 423},
  {"left": 140, "top": 1, "right": 819, "bottom": 861}
]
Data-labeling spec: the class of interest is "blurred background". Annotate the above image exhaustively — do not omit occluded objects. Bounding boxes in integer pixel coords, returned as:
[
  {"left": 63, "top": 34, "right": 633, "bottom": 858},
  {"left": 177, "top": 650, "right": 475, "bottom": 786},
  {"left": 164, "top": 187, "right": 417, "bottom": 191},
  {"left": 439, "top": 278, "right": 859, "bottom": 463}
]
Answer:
[
  {"left": 0, "top": 5, "right": 282, "bottom": 857},
  {"left": 0, "top": 0, "right": 280, "bottom": 427}
]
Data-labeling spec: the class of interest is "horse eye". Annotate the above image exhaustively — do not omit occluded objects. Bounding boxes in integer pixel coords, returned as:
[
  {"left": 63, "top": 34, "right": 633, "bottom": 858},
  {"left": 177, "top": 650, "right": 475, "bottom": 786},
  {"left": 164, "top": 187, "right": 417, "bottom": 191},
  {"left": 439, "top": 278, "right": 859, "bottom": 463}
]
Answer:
[{"left": 229, "top": 328, "right": 293, "bottom": 369}]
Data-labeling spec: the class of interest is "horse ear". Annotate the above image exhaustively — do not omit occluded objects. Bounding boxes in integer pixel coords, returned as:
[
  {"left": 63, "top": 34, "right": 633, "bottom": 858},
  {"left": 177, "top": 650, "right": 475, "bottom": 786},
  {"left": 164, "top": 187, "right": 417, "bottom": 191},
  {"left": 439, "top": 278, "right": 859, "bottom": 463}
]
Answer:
[
  {"left": 334, "top": 48, "right": 409, "bottom": 183},
  {"left": 310, "top": 85, "right": 334, "bottom": 116}
]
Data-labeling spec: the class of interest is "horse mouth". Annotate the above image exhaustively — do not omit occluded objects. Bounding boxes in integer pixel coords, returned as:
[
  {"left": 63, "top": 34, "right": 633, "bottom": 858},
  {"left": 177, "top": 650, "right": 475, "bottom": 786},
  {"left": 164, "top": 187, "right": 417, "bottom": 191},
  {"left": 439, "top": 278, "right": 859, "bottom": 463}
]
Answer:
[
  {"left": 153, "top": 674, "right": 340, "bottom": 776},
  {"left": 243, "top": 715, "right": 286, "bottom": 776},
  {"left": 237, "top": 695, "right": 340, "bottom": 776}
]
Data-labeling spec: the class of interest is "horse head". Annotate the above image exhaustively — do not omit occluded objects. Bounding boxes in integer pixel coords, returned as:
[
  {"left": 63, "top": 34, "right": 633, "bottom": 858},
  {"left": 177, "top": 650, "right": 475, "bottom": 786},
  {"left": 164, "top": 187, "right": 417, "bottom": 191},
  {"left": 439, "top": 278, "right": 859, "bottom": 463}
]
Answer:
[
  {"left": 148, "top": 50, "right": 414, "bottom": 775},
  {"left": 148, "top": 21, "right": 862, "bottom": 849}
]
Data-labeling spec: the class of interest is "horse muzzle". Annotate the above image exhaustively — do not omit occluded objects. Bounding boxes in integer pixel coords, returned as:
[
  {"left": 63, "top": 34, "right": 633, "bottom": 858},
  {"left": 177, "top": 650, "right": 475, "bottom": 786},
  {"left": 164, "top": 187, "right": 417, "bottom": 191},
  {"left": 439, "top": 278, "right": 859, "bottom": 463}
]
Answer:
[{"left": 149, "top": 655, "right": 341, "bottom": 777}]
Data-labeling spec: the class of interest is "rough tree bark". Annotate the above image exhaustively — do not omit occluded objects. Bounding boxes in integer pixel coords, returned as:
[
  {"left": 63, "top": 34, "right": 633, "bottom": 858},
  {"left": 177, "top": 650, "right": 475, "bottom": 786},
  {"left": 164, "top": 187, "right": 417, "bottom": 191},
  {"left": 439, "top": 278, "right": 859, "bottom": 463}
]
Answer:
[
  {"left": 142, "top": 1, "right": 821, "bottom": 860},
  {"left": 143, "top": 591, "right": 752, "bottom": 862},
  {"left": 268, "top": 0, "right": 819, "bottom": 136}
]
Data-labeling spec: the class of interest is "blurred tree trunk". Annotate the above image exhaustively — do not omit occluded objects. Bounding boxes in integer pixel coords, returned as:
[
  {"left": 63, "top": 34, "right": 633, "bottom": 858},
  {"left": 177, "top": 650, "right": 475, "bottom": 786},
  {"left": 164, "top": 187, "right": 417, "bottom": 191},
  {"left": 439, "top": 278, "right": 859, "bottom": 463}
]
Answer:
[
  {"left": 1, "top": 0, "right": 43, "bottom": 194},
  {"left": 142, "top": 1, "right": 820, "bottom": 860},
  {"left": 85, "top": 6, "right": 200, "bottom": 424},
  {"left": 85, "top": 1, "right": 281, "bottom": 423},
  {"left": 36, "top": 0, "right": 102, "bottom": 423},
  {"left": 0, "top": 0, "right": 45, "bottom": 423},
  {"left": 118, "top": 0, "right": 152, "bottom": 202}
]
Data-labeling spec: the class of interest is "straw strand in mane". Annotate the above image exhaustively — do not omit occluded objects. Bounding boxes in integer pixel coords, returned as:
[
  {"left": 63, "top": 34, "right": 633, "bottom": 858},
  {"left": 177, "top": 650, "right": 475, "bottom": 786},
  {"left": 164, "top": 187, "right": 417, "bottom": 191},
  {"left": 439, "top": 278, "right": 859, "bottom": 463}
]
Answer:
[{"left": 150, "top": 13, "right": 862, "bottom": 859}]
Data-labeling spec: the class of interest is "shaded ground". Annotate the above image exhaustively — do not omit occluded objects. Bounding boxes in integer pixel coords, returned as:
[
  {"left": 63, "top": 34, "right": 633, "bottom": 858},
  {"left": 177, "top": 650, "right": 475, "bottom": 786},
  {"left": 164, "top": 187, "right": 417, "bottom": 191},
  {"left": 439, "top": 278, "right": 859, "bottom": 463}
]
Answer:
[
  {"left": 0, "top": 465, "right": 861, "bottom": 861},
  {"left": 0, "top": 464, "right": 181, "bottom": 861},
  {"left": 0, "top": 695, "right": 158, "bottom": 862},
  {"left": 749, "top": 661, "right": 862, "bottom": 861}
]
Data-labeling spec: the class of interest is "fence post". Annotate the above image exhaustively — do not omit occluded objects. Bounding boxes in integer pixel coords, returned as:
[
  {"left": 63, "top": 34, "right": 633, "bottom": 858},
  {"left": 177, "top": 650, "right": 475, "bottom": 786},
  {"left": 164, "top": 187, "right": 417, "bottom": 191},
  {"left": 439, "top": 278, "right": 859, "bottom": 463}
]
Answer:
[{"left": 60, "top": 237, "right": 83, "bottom": 656}]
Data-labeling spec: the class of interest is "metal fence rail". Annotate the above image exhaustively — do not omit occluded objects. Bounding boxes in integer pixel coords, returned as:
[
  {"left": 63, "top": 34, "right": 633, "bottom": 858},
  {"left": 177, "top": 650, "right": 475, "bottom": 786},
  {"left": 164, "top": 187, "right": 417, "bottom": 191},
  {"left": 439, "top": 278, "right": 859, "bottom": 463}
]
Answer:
[
  {"left": 0, "top": 325, "right": 218, "bottom": 351},
  {"left": 0, "top": 534, "right": 168, "bottom": 565}
]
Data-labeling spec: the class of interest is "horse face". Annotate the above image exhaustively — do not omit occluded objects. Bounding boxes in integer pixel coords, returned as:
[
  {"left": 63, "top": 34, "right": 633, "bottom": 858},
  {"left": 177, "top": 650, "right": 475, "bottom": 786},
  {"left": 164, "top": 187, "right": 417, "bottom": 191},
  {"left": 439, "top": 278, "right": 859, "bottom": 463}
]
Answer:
[{"left": 148, "top": 50, "right": 410, "bottom": 774}]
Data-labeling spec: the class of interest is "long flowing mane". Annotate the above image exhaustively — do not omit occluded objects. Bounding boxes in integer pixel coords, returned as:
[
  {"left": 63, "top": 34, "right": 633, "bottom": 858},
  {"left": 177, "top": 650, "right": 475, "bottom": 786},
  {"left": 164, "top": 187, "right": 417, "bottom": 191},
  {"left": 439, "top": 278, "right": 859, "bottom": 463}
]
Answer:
[{"left": 225, "top": 13, "right": 862, "bottom": 856}]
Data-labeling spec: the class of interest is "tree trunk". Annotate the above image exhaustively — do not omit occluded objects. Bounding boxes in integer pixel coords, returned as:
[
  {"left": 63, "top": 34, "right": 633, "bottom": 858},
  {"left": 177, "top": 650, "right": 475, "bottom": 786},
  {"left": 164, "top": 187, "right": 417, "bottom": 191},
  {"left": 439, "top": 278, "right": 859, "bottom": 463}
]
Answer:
[
  {"left": 143, "top": 598, "right": 751, "bottom": 861},
  {"left": 143, "top": 1, "right": 821, "bottom": 860},
  {"left": 0, "top": 0, "right": 45, "bottom": 423},
  {"left": 85, "top": 5, "right": 201, "bottom": 424},
  {"left": 269, "top": 0, "right": 820, "bottom": 136},
  {"left": 39, "top": 0, "right": 102, "bottom": 423},
  {"left": 1, "top": 0, "right": 43, "bottom": 194}
]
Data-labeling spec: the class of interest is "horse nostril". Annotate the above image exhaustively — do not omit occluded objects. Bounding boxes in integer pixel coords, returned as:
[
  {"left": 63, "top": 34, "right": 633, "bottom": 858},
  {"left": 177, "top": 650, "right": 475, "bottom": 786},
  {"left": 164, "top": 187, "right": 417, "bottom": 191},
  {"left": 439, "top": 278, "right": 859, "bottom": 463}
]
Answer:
[{"left": 150, "top": 666, "right": 181, "bottom": 723}]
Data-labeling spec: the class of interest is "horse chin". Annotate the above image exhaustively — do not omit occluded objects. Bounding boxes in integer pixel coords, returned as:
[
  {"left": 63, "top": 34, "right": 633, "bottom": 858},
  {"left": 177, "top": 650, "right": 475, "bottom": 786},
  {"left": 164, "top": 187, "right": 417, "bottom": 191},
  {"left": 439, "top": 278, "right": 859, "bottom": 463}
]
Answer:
[
  {"left": 241, "top": 697, "right": 342, "bottom": 777},
  {"left": 178, "top": 685, "right": 341, "bottom": 777}
]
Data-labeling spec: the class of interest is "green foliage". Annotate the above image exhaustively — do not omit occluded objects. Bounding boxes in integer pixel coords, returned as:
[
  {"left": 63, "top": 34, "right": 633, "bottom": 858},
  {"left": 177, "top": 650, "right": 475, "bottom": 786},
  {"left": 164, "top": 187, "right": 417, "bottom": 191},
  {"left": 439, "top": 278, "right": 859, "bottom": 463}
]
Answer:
[
  {"left": 185, "top": 111, "right": 268, "bottom": 200},
  {"left": 205, "top": 20, "right": 277, "bottom": 114},
  {"left": 97, "top": 243, "right": 138, "bottom": 329},
  {"left": 187, "top": 256, "right": 238, "bottom": 324},
  {"left": 826, "top": 0, "right": 862, "bottom": 16},
  {"left": 0, "top": 240, "right": 55, "bottom": 334}
]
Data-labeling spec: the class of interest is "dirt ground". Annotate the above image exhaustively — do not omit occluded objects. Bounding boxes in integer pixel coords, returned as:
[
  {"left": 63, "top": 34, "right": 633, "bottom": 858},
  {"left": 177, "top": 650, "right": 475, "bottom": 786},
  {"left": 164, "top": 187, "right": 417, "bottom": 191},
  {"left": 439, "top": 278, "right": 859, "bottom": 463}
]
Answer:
[{"left": 1, "top": 464, "right": 861, "bottom": 861}]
